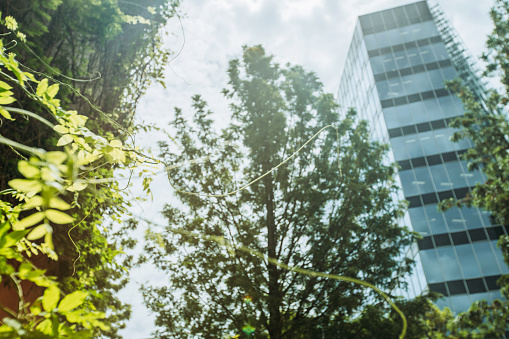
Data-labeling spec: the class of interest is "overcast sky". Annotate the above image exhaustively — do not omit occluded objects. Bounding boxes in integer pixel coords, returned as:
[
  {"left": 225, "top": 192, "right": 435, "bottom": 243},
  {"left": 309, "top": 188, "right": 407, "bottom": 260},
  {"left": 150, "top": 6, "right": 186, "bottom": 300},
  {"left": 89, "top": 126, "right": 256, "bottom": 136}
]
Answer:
[{"left": 119, "top": 0, "right": 494, "bottom": 337}]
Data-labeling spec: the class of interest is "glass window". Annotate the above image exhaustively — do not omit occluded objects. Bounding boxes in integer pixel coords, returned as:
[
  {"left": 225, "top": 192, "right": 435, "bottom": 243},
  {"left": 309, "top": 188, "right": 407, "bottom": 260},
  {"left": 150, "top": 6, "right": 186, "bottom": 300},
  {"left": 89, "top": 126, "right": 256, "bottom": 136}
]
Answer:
[
  {"left": 492, "top": 240, "right": 509, "bottom": 274},
  {"left": 429, "top": 69, "right": 446, "bottom": 89},
  {"left": 429, "top": 164, "right": 452, "bottom": 190},
  {"left": 413, "top": 167, "right": 434, "bottom": 195},
  {"left": 406, "top": 138, "right": 424, "bottom": 160},
  {"left": 434, "top": 131, "right": 455, "bottom": 154},
  {"left": 383, "top": 107, "right": 399, "bottom": 129},
  {"left": 445, "top": 161, "right": 469, "bottom": 189},
  {"left": 399, "top": 169, "right": 420, "bottom": 197},
  {"left": 407, "top": 49, "right": 423, "bottom": 66},
  {"left": 420, "top": 249, "right": 444, "bottom": 283},
  {"left": 390, "top": 138, "right": 410, "bottom": 161},
  {"left": 424, "top": 98, "right": 443, "bottom": 120},
  {"left": 437, "top": 247, "right": 462, "bottom": 281},
  {"left": 409, "top": 207, "right": 431, "bottom": 234},
  {"left": 473, "top": 242, "right": 501, "bottom": 276},
  {"left": 437, "top": 96, "right": 458, "bottom": 118},
  {"left": 425, "top": 204, "right": 448, "bottom": 234},
  {"left": 397, "top": 105, "right": 414, "bottom": 126},
  {"left": 444, "top": 208, "right": 466, "bottom": 232},
  {"left": 419, "top": 45, "right": 436, "bottom": 63},
  {"left": 455, "top": 244, "right": 482, "bottom": 278},
  {"left": 394, "top": 50, "right": 409, "bottom": 68},
  {"left": 432, "top": 43, "right": 449, "bottom": 60},
  {"left": 441, "top": 66, "right": 457, "bottom": 81},
  {"left": 450, "top": 295, "right": 472, "bottom": 314},
  {"left": 370, "top": 56, "right": 385, "bottom": 74},
  {"left": 460, "top": 207, "right": 483, "bottom": 229},
  {"left": 365, "top": 35, "right": 378, "bottom": 50}
]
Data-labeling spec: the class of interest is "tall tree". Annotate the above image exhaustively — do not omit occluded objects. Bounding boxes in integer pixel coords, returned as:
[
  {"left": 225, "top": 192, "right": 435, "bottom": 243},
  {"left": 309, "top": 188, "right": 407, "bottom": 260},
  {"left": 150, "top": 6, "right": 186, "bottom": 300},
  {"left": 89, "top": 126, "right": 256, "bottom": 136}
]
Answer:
[
  {"left": 143, "top": 46, "right": 415, "bottom": 338},
  {"left": 0, "top": 1, "right": 180, "bottom": 337},
  {"left": 437, "top": 0, "right": 509, "bottom": 336}
]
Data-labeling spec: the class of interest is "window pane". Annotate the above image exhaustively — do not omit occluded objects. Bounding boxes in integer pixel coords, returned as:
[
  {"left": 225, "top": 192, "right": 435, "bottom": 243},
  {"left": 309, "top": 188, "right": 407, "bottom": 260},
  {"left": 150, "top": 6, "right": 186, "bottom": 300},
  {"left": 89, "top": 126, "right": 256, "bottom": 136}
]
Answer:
[
  {"left": 455, "top": 244, "right": 482, "bottom": 278},
  {"left": 420, "top": 249, "right": 444, "bottom": 283},
  {"left": 437, "top": 247, "right": 462, "bottom": 281},
  {"left": 425, "top": 204, "right": 447, "bottom": 234},
  {"left": 473, "top": 242, "right": 501, "bottom": 276}
]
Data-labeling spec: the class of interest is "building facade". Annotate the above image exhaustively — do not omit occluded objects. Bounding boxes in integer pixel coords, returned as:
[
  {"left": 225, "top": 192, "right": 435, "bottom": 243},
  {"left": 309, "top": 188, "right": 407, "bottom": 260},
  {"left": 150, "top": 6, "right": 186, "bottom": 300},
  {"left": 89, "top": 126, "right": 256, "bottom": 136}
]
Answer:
[{"left": 337, "top": 0, "right": 509, "bottom": 313}]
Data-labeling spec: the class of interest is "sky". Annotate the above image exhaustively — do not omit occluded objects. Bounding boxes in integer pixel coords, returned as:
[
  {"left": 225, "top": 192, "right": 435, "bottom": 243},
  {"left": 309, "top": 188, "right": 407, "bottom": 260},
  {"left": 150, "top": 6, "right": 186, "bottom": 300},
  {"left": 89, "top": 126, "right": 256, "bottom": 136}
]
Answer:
[{"left": 118, "top": 0, "right": 494, "bottom": 337}]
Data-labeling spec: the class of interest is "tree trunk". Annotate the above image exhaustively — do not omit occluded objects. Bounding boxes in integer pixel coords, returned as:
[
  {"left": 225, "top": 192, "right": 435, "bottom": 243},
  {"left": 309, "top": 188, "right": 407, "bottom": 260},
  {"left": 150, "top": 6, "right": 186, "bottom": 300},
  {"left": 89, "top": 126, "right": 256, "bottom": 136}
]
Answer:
[{"left": 265, "top": 173, "right": 281, "bottom": 339}]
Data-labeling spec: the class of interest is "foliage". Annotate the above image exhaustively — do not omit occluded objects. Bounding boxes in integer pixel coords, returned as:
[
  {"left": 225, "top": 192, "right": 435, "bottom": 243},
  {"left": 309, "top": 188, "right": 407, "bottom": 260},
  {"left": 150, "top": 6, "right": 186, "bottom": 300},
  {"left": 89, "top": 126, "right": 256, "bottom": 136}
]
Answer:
[
  {"left": 437, "top": 0, "right": 509, "bottom": 336},
  {"left": 143, "top": 46, "right": 416, "bottom": 338},
  {"left": 0, "top": 0, "right": 180, "bottom": 337}
]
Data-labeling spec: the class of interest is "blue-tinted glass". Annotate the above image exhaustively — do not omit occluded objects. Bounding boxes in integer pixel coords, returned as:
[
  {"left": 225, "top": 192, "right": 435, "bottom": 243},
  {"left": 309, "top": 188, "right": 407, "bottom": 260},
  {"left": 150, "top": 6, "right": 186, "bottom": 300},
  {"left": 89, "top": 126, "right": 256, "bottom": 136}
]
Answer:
[
  {"left": 408, "top": 49, "right": 423, "bottom": 66},
  {"left": 370, "top": 56, "right": 385, "bottom": 74},
  {"left": 435, "top": 297, "right": 451, "bottom": 311},
  {"left": 437, "top": 96, "right": 458, "bottom": 118},
  {"left": 437, "top": 247, "right": 462, "bottom": 280},
  {"left": 424, "top": 98, "right": 442, "bottom": 119},
  {"left": 429, "top": 69, "right": 446, "bottom": 89},
  {"left": 461, "top": 207, "right": 483, "bottom": 229},
  {"left": 411, "top": 73, "right": 432, "bottom": 93},
  {"left": 420, "top": 249, "right": 444, "bottom": 283},
  {"left": 376, "top": 80, "right": 390, "bottom": 99},
  {"left": 408, "top": 101, "right": 427, "bottom": 123},
  {"left": 420, "top": 132, "right": 439, "bottom": 156},
  {"left": 422, "top": 21, "right": 439, "bottom": 36},
  {"left": 445, "top": 161, "right": 469, "bottom": 189},
  {"left": 365, "top": 35, "right": 378, "bottom": 50},
  {"left": 387, "top": 78, "right": 403, "bottom": 97},
  {"left": 434, "top": 132, "right": 454, "bottom": 154},
  {"left": 383, "top": 55, "right": 397, "bottom": 72},
  {"left": 441, "top": 66, "right": 457, "bottom": 81},
  {"left": 419, "top": 45, "right": 436, "bottom": 63},
  {"left": 429, "top": 164, "right": 452, "bottom": 190},
  {"left": 455, "top": 244, "right": 482, "bottom": 278},
  {"left": 390, "top": 138, "right": 409, "bottom": 161},
  {"left": 394, "top": 50, "right": 409, "bottom": 68},
  {"left": 473, "top": 242, "right": 501, "bottom": 276},
  {"left": 480, "top": 210, "right": 494, "bottom": 227},
  {"left": 432, "top": 43, "right": 449, "bottom": 60},
  {"left": 450, "top": 294, "right": 472, "bottom": 313},
  {"left": 409, "top": 207, "right": 431, "bottom": 234},
  {"left": 492, "top": 240, "right": 509, "bottom": 274},
  {"left": 444, "top": 208, "right": 466, "bottom": 232},
  {"left": 425, "top": 204, "right": 447, "bottom": 234},
  {"left": 405, "top": 138, "right": 423, "bottom": 158},
  {"left": 400, "top": 170, "right": 420, "bottom": 196},
  {"left": 413, "top": 166, "right": 433, "bottom": 192},
  {"left": 397, "top": 105, "right": 414, "bottom": 125}
]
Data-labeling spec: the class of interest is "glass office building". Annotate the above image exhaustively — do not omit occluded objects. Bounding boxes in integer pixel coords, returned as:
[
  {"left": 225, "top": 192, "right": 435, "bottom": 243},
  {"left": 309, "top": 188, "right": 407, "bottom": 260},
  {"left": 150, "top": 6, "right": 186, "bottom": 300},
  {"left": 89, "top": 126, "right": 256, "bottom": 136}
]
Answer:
[{"left": 337, "top": 1, "right": 509, "bottom": 313}]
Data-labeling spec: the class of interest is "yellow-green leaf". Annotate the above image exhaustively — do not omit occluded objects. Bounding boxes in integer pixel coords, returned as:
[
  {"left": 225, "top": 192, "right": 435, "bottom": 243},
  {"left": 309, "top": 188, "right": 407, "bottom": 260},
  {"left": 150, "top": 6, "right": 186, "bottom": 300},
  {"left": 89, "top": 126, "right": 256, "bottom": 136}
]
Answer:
[
  {"left": 109, "top": 140, "right": 122, "bottom": 148},
  {"left": 58, "top": 290, "right": 88, "bottom": 313},
  {"left": 42, "top": 285, "right": 59, "bottom": 312},
  {"left": 12, "top": 212, "right": 45, "bottom": 230},
  {"left": 27, "top": 224, "right": 51, "bottom": 240},
  {"left": 0, "top": 96, "right": 15, "bottom": 105},
  {"left": 18, "top": 160, "right": 39, "bottom": 179},
  {"left": 46, "top": 151, "right": 67, "bottom": 164},
  {"left": 22, "top": 196, "right": 44, "bottom": 210},
  {"left": 57, "top": 134, "right": 73, "bottom": 146},
  {"left": 0, "top": 81, "right": 12, "bottom": 90},
  {"left": 46, "top": 84, "right": 59, "bottom": 99},
  {"left": 9, "top": 179, "right": 43, "bottom": 193},
  {"left": 53, "top": 125, "right": 68, "bottom": 134},
  {"left": 45, "top": 209, "right": 74, "bottom": 224},
  {"left": 36, "top": 78, "right": 49, "bottom": 97},
  {"left": 0, "top": 108, "right": 13, "bottom": 120},
  {"left": 48, "top": 197, "right": 71, "bottom": 210},
  {"left": 66, "top": 182, "right": 87, "bottom": 192}
]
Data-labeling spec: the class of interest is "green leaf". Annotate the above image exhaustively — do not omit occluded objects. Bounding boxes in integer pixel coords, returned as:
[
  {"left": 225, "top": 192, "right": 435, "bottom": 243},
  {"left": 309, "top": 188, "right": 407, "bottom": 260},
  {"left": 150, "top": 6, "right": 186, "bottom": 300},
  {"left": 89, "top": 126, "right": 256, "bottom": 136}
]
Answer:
[
  {"left": 53, "top": 125, "right": 68, "bottom": 134},
  {"left": 58, "top": 290, "right": 88, "bottom": 313},
  {"left": 46, "top": 151, "right": 67, "bottom": 164},
  {"left": 0, "top": 96, "right": 15, "bottom": 105},
  {"left": 46, "top": 84, "right": 59, "bottom": 99},
  {"left": 0, "top": 80, "right": 13, "bottom": 90},
  {"left": 27, "top": 224, "right": 51, "bottom": 240},
  {"left": 18, "top": 160, "right": 39, "bottom": 179},
  {"left": 48, "top": 197, "right": 71, "bottom": 210},
  {"left": 0, "top": 107, "right": 13, "bottom": 120},
  {"left": 22, "top": 196, "right": 44, "bottom": 210},
  {"left": 8, "top": 179, "right": 43, "bottom": 193},
  {"left": 36, "top": 318, "right": 52, "bottom": 335},
  {"left": 0, "top": 230, "right": 29, "bottom": 248},
  {"left": 36, "top": 78, "right": 49, "bottom": 97},
  {"left": 12, "top": 212, "right": 45, "bottom": 230},
  {"left": 45, "top": 209, "right": 74, "bottom": 224},
  {"left": 57, "top": 134, "right": 73, "bottom": 146},
  {"left": 42, "top": 285, "right": 60, "bottom": 312}
]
